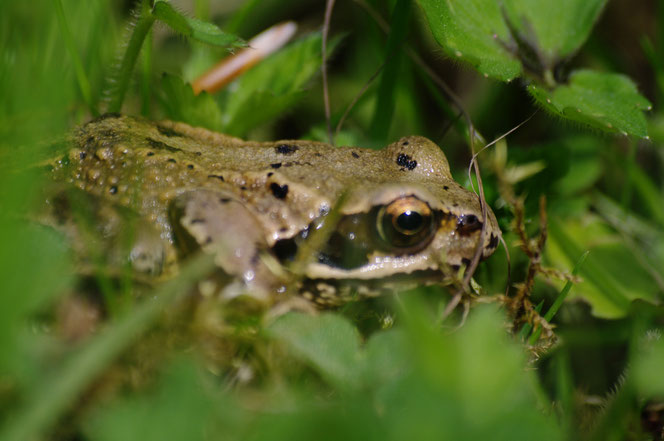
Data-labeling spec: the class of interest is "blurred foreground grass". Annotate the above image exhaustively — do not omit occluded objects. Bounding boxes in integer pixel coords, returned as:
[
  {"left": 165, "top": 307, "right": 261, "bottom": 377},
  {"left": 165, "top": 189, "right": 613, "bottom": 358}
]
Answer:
[{"left": 1, "top": 1, "right": 664, "bottom": 440}]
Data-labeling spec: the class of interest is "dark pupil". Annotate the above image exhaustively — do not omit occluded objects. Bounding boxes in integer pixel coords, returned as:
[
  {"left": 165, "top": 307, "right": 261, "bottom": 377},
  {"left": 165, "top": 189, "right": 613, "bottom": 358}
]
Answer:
[{"left": 396, "top": 210, "right": 423, "bottom": 234}]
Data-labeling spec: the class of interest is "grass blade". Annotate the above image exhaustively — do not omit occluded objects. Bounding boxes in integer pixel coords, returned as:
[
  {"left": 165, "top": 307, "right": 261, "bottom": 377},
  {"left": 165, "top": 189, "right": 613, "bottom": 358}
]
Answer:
[
  {"left": 368, "top": 0, "right": 411, "bottom": 143},
  {"left": 529, "top": 251, "right": 589, "bottom": 345},
  {"left": 52, "top": 0, "right": 97, "bottom": 116}
]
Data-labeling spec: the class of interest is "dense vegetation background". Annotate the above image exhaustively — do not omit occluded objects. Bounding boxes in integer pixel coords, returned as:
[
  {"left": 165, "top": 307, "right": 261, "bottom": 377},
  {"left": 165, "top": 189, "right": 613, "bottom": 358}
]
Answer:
[{"left": 1, "top": 0, "right": 663, "bottom": 440}]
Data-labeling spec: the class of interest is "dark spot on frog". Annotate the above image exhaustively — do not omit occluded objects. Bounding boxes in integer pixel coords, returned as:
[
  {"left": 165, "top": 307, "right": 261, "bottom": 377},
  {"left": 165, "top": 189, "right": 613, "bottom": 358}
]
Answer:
[
  {"left": 146, "top": 151, "right": 154, "bottom": 157},
  {"left": 79, "top": 151, "right": 87, "bottom": 160},
  {"left": 267, "top": 172, "right": 274, "bottom": 177},
  {"left": 275, "top": 144, "right": 298, "bottom": 155},
  {"left": 351, "top": 152, "right": 360, "bottom": 159},
  {"left": 208, "top": 174, "right": 224, "bottom": 182},
  {"left": 204, "top": 236, "right": 213, "bottom": 245},
  {"left": 273, "top": 238, "right": 298, "bottom": 262},
  {"left": 219, "top": 198, "right": 230, "bottom": 204},
  {"left": 487, "top": 233, "right": 499, "bottom": 250},
  {"left": 190, "top": 218, "right": 205, "bottom": 224},
  {"left": 146, "top": 138, "right": 182, "bottom": 153},
  {"left": 109, "top": 185, "right": 118, "bottom": 195},
  {"left": 194, "top": 151, "right": 202, "bottom": 156},
  {"left": 270, "top": 163, "right": 282, "bottom": 169},
  {"left": 314, "top": 153, "right": 323, "bottom": 157},
  {"left": 461, "top": 257, "right": 471, "bottom": 268},
  {"left": 270, "top": 183, "right": 289, "bottom": 199},
  {"left": 167, "top": 158, "right": 176, "bottom": 163},
  {"left": 402, "top": 141, "right": 409, "bottom": 146},
  {"left": 187, "top": 164, "right": 194, "bottom": 170},
  {"left": 443, "top": 185, "right": 449, "bottom": 190},
  {"left": 157, "top": 125, "right": 184, "bottom": 138},
  {"left": 396, "top": 153, "right": 417, "bottom": 170},
  {"left": 84, "top": 136, "right": 95, "bottom": 149},
  {"left": 279, "top": 227, "right": 288, "bottom": 233}
]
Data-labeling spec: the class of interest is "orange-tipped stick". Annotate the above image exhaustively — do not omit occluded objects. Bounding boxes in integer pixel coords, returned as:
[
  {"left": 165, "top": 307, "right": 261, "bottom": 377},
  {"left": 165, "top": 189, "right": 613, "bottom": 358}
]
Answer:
[{"left": 192, "top": 21, "right": 297, "bottom": 95}]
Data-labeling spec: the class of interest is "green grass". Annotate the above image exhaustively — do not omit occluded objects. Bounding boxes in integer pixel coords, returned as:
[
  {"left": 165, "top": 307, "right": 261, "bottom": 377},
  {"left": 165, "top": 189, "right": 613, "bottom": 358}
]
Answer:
[{"left": 1, "top": 1, "right": 663, "bottom": 440}]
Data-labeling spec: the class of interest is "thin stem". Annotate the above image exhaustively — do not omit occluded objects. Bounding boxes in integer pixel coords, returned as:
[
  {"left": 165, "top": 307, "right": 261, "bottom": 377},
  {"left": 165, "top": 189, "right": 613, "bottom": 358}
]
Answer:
[
  {"left": 322, "top": 0, "right": 337, "bottom": 145},
  {"left": 108, "top": 9, "right": 156, "bottom": 113}
]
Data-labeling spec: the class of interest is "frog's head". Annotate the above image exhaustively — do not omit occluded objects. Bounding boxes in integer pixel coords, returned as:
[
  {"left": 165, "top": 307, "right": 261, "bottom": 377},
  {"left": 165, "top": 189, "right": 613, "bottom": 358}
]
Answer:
[{"left": 299, "top": 136, "right": 501, "bottom": 305}]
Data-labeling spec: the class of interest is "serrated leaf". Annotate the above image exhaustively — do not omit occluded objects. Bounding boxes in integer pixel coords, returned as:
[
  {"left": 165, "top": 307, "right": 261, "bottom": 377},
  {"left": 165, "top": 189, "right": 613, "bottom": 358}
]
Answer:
[
  {"left": 502, "top": 0, "right": 607, "bottom": 66},
  {"left": 160, "top": 73, "right": 223, "bottom": 131},
  {"left": 417, "top": 0, "right": 522, "bottom": 81},
  {"left": 221, "top": 33, "right": 333, "bottom": 137},
  {"left": 152, "top": 1, "right": 244, "bottom": 48},
  {"left": 268, "top": 312, "right": 362, "bottom": 389},
  {"left": 528, "top": 70, "right": 652, "bottom": 137}
]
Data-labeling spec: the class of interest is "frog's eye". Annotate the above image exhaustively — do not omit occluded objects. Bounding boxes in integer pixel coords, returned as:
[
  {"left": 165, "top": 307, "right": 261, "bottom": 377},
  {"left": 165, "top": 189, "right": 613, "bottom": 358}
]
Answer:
[{"left": 376, "top": 196, "right": 436, "bottom": 250}]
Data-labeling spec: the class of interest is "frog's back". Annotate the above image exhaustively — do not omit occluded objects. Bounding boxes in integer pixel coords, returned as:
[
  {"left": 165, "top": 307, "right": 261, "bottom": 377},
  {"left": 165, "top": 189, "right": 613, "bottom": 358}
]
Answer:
[{"left": 53, "top": 114, "right": 465, "bottom": 245}]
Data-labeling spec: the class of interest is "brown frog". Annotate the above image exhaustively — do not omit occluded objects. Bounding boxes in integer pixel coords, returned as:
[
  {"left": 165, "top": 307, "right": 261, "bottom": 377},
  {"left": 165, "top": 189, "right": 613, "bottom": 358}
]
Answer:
[{"left": 48, "top": 114, "right": 501, "bottom": 306}]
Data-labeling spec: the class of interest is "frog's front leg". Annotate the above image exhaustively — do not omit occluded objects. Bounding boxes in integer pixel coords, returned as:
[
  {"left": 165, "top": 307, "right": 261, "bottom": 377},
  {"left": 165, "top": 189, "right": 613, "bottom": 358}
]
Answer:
[{"left": 170, "top": 189, "right": 283, "bottom": 301}]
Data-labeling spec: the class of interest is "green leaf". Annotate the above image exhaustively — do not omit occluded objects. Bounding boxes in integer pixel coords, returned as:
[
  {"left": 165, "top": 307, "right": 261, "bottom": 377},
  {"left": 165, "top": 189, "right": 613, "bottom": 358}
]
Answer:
[
  {"left": 268, "top": 312, "right": 362, "bottom": 389},
  {"left": 528, "top": 70, "right": 652, "bottom": 137},
  {"left": 0, "top": 254, "right": 217, "bottom": 441},
  {"left": 221, "top": 33, "right": 333, "bottom": 137},
  {"left": 502, "top": 0, "right": 607, "bottom": 66},
  {"left": 384, "top": 302, "right": 563, "bottom": 441},
  {"left": 85, "top": 360, "right": 217, "bottom": 441},
  {"left": 160, "top": 73, "right": 223, "bottom": 131},
  {"left": 547, "top": 216, "right": 659, "bottom": 318},
  {"left": 152, "top": 1, "right": 244, "bottom": 48},
  {"left": 633, "top": 333, "right": 664, "bottom": 398},
  {"left": 417, "top": 0, "right": 522, "bottom": 81}
]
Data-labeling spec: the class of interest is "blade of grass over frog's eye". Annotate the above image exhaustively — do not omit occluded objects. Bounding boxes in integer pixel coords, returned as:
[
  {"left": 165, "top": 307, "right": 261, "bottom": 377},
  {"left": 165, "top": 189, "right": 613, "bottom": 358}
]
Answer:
[
  {"left": 529, "top": 251, "right": 588, "bottom": 345},
  {"left": 369, "top": 0, "right": 411, "bottom": 144},
  {"left": 192, "top": 21, "right": 297, "bottom": 95},
  {"left": 0, "top": 254, "right": 216, "bottom": 441},
  {"left": 52, "top": 0, "right": 97, "bottom": 116},
  {"left": 152, "top": 1, "right": 245, "bottom": 48}
]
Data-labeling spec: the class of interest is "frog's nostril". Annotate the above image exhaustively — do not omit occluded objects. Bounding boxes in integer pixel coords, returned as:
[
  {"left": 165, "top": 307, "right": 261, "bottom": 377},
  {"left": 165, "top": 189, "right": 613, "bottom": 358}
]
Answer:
[{"left": 456, "top": 214, "right": 482, "bottom": 234}]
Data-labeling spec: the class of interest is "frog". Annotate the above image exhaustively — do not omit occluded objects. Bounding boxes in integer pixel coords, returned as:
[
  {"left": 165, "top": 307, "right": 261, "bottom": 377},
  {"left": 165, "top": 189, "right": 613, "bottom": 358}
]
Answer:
[{"left": 47, "top": 113, "right": 501, "bottom": 307}]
